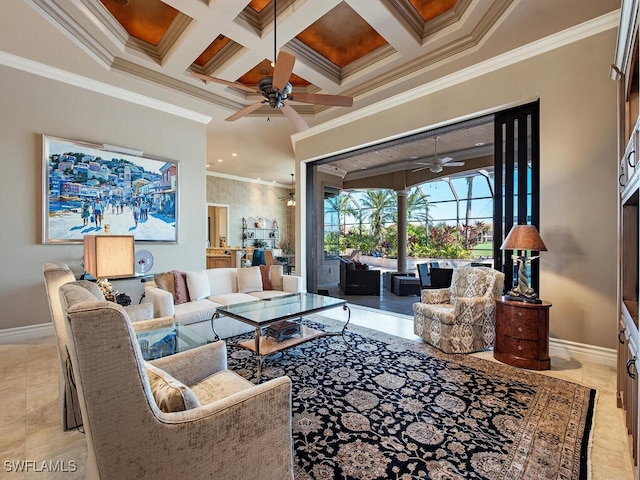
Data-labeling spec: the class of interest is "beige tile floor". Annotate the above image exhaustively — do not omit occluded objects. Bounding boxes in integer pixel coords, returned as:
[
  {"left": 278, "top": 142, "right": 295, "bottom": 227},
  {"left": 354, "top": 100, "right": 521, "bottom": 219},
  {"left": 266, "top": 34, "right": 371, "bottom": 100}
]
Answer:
[{"left": 0, "top": 305, "right": 634, "bottom": 479}]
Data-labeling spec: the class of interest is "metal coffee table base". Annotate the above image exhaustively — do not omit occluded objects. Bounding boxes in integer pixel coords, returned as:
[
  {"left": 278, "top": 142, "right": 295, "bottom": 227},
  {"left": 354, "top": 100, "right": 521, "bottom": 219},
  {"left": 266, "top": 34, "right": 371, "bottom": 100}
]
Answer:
[{"left": 213, "top": 304, "right": 350, "bottom": 382}]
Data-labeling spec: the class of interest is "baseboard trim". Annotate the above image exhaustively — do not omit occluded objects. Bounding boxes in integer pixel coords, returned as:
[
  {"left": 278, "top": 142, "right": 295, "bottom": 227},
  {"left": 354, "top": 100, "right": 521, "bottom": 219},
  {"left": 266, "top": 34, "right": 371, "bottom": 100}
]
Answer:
[
  {"left": 0, "top": 323, "right": 54, "bottom": 344},
  {"left": 0, "top": 322, "right": 618, "bottom": 367},
  {"left": 549, "top": 337, "right": 617, "bottom": 368}
]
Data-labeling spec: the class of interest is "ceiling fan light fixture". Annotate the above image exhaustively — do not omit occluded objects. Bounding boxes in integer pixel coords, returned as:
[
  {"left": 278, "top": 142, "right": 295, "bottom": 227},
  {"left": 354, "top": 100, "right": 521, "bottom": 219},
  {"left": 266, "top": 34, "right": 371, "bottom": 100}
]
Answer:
[
  {"left": 286, "top": 173, "right": 296, "bottom": 207},
  {"left": 192, "top": 0, "right": 352, "bottom": 131},
  {"left": 430, "top": 164, "right": 443, "bottom": 173}
]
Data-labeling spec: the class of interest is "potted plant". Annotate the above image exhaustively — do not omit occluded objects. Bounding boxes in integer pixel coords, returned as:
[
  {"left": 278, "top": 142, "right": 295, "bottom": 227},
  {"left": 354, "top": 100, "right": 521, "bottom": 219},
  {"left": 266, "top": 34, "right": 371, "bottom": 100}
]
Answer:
[{"left": 280, "top": 238, "right": 294, "bottom": 255}]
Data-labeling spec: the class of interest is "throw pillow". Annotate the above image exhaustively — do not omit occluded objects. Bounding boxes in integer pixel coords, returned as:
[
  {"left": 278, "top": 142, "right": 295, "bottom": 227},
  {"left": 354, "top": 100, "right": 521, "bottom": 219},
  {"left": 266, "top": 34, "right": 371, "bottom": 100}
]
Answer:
[
  {"left": 173, "top": 271, "right": 190, "bottom": 305},
  {"left": 259, "top": 265, "right": 272, "bottom": 290},
  {"left": 270, "top": 265, "right": 284, "bottom": 290},
  {"left": 237, "top": 266, "right": 263, "bottom": 293},
  {"left": 59, "top": 283, "right": 102, "bottom": 310},
  {"left": 145, "top": 363, "right": 200, "bottom": 413},
  {"left": 186, "top": 270, "right": 211, "bottom": 301},
  {"left": 75, "top": 279, "right": 106, "bottom": 301},
  {"left": 154, "top": 272, "right": 176, "bottom": 302}
]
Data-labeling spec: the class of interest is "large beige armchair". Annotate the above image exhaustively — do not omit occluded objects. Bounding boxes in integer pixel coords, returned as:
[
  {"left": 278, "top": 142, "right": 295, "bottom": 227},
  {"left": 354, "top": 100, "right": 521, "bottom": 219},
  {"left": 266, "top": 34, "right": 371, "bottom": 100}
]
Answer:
[
  {"left": 43, "top": 262, "right": 165, "bottom": 431},
  {"left": 59, "top": 282, "right": 294, "bottom": 480},
  {"left": 413, "top": 266, "right": 505, "bottom": 353}
]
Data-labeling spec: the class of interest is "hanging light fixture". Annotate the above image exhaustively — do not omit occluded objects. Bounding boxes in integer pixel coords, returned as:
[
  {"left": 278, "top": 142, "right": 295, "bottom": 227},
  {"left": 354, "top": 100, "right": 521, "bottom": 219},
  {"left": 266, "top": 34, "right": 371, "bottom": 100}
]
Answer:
[{"left": 287, "top": 173, "right": 296, "bottom": 207}]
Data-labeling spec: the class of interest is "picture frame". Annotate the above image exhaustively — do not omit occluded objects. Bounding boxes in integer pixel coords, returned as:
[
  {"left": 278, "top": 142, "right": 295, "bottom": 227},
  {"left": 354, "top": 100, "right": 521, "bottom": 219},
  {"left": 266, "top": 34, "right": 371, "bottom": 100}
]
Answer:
[{"left": 42, "top": 135, "right": 179, "bottom": 244}]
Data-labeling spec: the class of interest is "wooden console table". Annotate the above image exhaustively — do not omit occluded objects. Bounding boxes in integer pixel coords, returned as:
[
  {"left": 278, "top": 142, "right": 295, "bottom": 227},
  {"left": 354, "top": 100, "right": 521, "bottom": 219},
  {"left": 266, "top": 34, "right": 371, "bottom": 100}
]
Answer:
[
  {"left": 206, "top": 247, "right": 245, "bottom": 268},
  {"left": 494, "top": 297, "right": 552, "bottom": 370}
]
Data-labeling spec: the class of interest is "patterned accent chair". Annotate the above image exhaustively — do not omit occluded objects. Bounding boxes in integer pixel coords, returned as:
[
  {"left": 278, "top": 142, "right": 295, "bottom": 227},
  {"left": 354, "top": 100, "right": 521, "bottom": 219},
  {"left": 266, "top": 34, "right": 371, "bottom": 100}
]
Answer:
[{"left": 413, "top": 266, "right": 505, "bottom": 354}]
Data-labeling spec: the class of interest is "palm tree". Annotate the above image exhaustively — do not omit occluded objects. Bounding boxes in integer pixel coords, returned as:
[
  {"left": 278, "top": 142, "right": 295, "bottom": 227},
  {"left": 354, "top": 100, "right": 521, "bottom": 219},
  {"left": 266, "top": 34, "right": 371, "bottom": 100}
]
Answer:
[
  {"left": 360, "top": 189, "right": 396, "bottom": 244},
  {"left": 464, "top": 176, "right": 474, "bottom": 248},
  {"left": 407, "top": 187, "right": 432, "bottom": 244},
  {"left": 325, "top": 193, "right": 358, "bottom": 235},
  {"left": 407, "top": 188, "right": 430, "bottom": 224}
]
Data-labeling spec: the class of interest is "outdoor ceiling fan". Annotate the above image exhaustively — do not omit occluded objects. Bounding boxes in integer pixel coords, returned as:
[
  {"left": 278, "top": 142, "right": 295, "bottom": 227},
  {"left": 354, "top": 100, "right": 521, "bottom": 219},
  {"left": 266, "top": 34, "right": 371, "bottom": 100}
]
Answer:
[
  {"left": 190, "top": 0, "right": 353, "bottom": 132},
  {"left": 411, "top": 136, "right": 465, "bottom": 173}
]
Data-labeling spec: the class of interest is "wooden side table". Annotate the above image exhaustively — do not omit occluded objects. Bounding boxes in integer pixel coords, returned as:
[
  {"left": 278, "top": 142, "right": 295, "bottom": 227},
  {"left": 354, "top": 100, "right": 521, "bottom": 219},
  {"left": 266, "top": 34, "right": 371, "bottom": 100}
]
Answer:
[{"left": 494, "top": 297, "right": 552, "bottom": 370}]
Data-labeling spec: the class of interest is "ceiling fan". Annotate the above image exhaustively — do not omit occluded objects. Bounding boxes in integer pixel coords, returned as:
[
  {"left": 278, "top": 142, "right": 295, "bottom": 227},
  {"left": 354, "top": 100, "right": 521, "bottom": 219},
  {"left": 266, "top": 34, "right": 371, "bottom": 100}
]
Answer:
[
  {"left": 279, "top": 173, "right": 296, "bottom": 206},
  {"left": 190, "top": 0, "right": 353, "bottom": 132},
  {"left": 411, "top": 136, "right": 465, "bottom": 173}
]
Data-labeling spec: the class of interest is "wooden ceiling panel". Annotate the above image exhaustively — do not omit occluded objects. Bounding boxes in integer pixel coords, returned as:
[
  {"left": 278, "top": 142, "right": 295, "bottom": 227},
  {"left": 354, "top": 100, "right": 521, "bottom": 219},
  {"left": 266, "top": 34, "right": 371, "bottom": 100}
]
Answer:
[
  {"left": 194, "top": 35, "right": 231, "bottom": 67},
  {"left": 236, "top": 59, "right": 310, "bottom": 87},
  {"left": 295, "top": 2, "right": 388, "bottom": 68},
  {"left": 247, "top": 0, "right": 272, "bottom": 13},
  {"left": 99, "top": 0, "right": 179, "bottom": 47},
  {"left": 408, "top": 0, "right": 457, "bottom": 22}
]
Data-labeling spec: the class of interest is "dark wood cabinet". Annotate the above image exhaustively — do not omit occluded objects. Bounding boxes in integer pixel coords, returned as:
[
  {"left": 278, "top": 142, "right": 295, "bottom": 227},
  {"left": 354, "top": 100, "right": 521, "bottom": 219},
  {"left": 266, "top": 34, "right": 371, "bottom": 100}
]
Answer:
[
  {"left": 494, "top": 297, "right": 552, "bottom": 370},
  {"left": 614, "top": 2, "right": 640, "bottom": 475}
]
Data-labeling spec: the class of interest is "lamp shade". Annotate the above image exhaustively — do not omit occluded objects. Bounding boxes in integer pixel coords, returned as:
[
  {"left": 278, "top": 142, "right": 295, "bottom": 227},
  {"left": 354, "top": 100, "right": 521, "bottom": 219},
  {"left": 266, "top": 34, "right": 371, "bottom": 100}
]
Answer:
[
  {"left": 83, "top": 235, "right": 135, "bottom": 278},
  {"left": 500, "top": 225, "right": 548, "bottom": 251}
]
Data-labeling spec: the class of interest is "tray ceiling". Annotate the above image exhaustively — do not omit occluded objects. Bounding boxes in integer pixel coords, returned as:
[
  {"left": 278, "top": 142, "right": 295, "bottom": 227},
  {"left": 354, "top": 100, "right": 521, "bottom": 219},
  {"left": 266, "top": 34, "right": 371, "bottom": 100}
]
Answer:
[
  {"left": 35, "top": 0, "right": 506, "bottom": 114},
  {"left": 20, "top": 0, "right": 619, "bottom": 184}
]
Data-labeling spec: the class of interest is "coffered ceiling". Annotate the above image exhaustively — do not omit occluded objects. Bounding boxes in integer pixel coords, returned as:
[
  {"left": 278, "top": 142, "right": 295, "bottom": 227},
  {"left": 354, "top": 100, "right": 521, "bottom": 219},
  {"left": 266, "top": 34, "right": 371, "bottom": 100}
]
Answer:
[{"left": 11, "top": 0, "right": 620, "bottom": 185}]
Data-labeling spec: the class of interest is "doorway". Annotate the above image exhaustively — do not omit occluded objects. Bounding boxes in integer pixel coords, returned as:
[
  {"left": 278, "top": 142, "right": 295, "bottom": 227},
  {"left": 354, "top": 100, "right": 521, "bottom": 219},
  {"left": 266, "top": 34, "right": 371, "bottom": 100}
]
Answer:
[{"left": 207, "top": 203, "right": 229, "bottom": 248}]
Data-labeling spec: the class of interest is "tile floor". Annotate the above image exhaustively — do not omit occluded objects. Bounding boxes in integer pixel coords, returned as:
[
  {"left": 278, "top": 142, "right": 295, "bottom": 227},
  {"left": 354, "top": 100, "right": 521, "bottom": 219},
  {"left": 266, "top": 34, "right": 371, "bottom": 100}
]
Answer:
[{"left": 0, "top": 305, "right": 634, "bottom": 479}]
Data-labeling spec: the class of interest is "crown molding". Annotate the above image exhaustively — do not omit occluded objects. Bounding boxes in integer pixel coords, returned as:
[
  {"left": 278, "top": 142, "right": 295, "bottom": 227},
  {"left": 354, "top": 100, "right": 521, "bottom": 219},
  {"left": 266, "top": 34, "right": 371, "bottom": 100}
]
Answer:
[
  {"left": 388, "top": 0, "right": 472, "bottom": 40},
  {"left": 287, "top": 38, "right": 341, "bottom": 84},
  {"left": 111, "top": 57, "right": 241, "bottom": 111},
  {"left": 78, "top": 0, "right": 128, "bottom": 47},
  {"left": 26, "top": 0, "right": 114, "bottom": 69},
  {"left": 0, "top": 50, "right": 212, "bottom": 124},
  {"left": 293, "top": 10, "right": 620, "bottom": 142},
  {"left": 206, "top": 171, "right": 289, "bottom": 188},
  {"left": 158, "top": 13, "right": 193, "bottom": 61}
]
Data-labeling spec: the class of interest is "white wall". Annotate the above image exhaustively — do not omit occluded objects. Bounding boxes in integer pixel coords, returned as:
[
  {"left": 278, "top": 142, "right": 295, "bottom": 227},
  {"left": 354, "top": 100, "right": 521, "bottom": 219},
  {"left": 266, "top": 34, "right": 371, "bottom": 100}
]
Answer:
[
  {"left": 0, "top": 66, "right": 207, "bottom": 330},
  {"left": 294, "top": 30, "right": 619, "bottom": 349}
]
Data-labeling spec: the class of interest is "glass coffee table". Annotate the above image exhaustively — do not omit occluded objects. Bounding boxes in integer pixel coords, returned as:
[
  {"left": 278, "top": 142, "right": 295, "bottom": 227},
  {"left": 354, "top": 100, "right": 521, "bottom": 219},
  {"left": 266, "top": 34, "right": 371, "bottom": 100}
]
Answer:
[
  {"left": 214, "top": 293, "right": 350, "bottom": 381},
  {"left": 135, "top": 323, "right": 209, "bottom": 361}
]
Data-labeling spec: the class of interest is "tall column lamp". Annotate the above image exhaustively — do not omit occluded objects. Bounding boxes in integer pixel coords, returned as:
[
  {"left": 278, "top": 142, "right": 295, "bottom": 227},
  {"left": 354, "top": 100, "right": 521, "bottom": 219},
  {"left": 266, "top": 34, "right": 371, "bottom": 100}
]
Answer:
[{"left": 500, "top": 224, "right": 547, "bottom": 304}]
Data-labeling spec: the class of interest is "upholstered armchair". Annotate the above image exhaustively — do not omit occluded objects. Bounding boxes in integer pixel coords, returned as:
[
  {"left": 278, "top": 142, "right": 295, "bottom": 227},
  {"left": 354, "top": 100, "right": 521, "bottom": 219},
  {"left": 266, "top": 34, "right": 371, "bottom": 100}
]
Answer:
[
  {"left": 413, "top": 266, "right": 505, "bottom": 354},
  {"left": 59, "top": 282, "right": 294, "bottom": 480},
  {"left": 43, "top": 263, "right": 167, "bottom": 431}
]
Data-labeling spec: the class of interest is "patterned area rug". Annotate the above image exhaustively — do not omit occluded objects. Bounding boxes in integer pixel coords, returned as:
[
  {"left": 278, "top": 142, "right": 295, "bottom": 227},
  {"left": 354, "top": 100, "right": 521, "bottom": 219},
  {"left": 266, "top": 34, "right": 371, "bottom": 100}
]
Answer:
[{"left": 226, "top": 316, "right": 595, "bottom": 480}]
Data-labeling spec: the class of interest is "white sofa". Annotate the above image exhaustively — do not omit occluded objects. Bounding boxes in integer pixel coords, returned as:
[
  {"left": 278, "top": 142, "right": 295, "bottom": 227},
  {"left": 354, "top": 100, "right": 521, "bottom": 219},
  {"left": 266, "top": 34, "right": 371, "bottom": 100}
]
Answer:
[{"left": 143, "top": 266, "right": 304, "bottom": 338}]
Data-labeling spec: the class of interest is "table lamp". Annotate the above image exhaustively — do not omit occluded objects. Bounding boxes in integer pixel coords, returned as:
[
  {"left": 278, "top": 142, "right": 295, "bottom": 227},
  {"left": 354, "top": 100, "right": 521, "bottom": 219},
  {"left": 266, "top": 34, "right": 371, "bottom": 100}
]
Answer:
[
  {"left": 500, "top": 224, "right": 547, "bottom": 304},
  {"left": 83, "top": 235, "right": 135, "bottom": 301}
]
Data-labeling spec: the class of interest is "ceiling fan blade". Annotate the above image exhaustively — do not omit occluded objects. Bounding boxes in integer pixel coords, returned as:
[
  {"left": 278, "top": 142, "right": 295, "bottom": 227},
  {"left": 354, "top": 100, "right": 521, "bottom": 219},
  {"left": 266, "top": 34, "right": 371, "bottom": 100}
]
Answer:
[
  {"left": 411, "top": 166, "right": 430, "bottom": 173},
  {"left": 289, "top": 93, "right": 353, "bottom": 107},
  {"left": 273, "top": 51, "right": 295, "bottom": 91},
  {"left": 225, "top": 102, "right": 264, "bottom": 122},
  {"left": 281, "top": 104, "right": 309, "bottom": 132},
  {"left": 191, "top": 71, "right": 257, "bottom": 94},
  {"left": 444, "top": 162, "right": 465, "bottom": 167}
]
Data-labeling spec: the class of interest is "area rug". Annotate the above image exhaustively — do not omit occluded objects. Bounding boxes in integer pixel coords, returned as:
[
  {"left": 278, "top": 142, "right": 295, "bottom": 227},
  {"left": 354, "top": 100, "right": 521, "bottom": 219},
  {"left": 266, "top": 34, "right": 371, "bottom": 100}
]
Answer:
[{"left": 227, "top": 316, "right": 596, "bottom": 480}]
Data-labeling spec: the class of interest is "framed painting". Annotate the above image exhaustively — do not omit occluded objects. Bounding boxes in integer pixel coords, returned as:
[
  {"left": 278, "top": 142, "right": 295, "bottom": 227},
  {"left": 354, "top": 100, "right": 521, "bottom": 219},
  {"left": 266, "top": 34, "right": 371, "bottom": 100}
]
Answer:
[{"left": 42, "top": 135, "right": 179, "bottom": 244}]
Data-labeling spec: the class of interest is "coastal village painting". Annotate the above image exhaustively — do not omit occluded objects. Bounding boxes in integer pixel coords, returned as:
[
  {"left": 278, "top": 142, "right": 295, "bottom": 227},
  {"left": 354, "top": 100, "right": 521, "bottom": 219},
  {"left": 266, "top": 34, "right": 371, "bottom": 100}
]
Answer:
[{"left": 43, "top": 135, "right": 178, "bottom": 243}]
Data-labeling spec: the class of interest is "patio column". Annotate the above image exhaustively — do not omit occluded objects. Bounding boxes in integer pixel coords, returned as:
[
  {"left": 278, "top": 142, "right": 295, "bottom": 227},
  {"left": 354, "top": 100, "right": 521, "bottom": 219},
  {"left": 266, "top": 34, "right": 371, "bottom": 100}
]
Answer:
[{"left": 397, "top": 189, "right": 408, "bottom": 273}]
